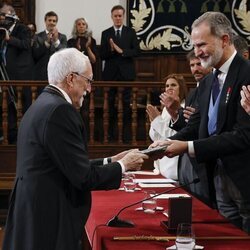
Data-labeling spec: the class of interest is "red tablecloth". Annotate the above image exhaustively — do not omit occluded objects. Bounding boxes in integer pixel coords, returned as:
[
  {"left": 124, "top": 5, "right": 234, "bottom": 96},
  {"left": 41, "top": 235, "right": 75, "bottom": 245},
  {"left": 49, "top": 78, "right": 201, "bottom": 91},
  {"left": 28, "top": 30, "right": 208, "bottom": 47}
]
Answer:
[{"left": 85, "top": 174, "right": 250, "bottom": 250}]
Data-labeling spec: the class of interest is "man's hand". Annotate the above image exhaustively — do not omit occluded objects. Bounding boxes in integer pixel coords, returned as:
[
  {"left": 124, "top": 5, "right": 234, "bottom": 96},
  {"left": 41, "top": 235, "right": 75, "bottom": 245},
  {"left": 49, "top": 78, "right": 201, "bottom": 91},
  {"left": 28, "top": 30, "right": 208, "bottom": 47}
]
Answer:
[
  {"left": 241, "top": 85, "right": 250, "bottom": 115},
  {"left": 183, "top": 106, "right": 196, "bottom": 122},
  {"left": 165, "top": 140, "right": 188, "bottom": 158},
  {"left": 146, "top": 104, "right": 161, "bottom": 122},
  {"left": 149, "top": 140, "right": 188, "bottom": 158},
  {"left": 109, "top": 38, "right": 123, "bottom": 54},
  {"left": 110, "top": 149, "right": 134, "bottom": 162},
  {"left": 51, "top": 27, "right": 59, "bottom": 42},
  {"left": 120, "top": 149, "right": 149, "bottom": 171}
]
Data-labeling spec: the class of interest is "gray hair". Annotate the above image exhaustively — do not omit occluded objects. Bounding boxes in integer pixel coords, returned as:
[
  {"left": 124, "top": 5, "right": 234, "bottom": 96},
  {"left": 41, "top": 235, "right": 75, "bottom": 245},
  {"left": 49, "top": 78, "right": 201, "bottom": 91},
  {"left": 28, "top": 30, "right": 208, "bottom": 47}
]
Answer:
[
  {"left": 233, "top": 34, "right": 249, "bottom": 54},
  {"left": 47, "top": 48, "right": 90, "bottom": 85},
  {"left": 192, "top": 12, "right": 234, "bottom": 43},
  {"left": 71, "top": 17, "right": 92, "bottom": 39}
]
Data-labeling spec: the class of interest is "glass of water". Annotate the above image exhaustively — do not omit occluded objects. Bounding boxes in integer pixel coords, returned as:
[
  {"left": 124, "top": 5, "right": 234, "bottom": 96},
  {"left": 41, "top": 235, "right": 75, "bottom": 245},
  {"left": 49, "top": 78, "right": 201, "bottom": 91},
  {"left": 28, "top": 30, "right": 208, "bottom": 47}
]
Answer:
[
  {"left": 142, "top": 190, "right": 157, "bottom": 214},
  {"left": 123, "top": 173, "right": 136, "bottom": 192},
  {"left": 175, "top": 223, "right": 195, "bottom": 249}
]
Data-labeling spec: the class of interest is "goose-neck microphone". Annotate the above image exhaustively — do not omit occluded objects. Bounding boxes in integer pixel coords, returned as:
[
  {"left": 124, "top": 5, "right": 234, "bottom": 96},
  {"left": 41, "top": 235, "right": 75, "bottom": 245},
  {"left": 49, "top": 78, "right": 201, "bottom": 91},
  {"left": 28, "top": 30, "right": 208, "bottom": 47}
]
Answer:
[{"left": 106, "top": 178, "right": 200, "bottom": 227}]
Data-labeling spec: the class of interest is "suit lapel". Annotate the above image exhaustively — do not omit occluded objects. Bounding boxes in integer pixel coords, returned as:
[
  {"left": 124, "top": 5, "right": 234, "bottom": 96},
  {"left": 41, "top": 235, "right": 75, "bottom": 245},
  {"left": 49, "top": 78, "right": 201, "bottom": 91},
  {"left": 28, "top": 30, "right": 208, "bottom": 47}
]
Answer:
[{"left": 217, "top": 55, "right": 241, "bottom": 133}]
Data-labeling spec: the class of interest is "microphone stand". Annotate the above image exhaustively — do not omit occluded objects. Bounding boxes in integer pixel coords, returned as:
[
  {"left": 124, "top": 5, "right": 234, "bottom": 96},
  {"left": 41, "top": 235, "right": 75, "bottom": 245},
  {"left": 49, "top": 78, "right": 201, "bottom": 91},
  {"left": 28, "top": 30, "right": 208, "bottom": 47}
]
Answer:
[{"left": 107, "top": 178, "right": 200, "bottom": 228}]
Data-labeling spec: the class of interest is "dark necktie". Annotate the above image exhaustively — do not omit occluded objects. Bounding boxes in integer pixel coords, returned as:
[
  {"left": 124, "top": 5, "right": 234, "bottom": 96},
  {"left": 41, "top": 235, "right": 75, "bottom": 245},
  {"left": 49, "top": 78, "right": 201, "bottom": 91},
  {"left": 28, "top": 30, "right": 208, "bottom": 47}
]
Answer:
[
  {"left": 212, "top": 69, "right": 220, "bottom": 104},
  {"left": 116, "top": 30, "right": 121, "bottom": 39}
]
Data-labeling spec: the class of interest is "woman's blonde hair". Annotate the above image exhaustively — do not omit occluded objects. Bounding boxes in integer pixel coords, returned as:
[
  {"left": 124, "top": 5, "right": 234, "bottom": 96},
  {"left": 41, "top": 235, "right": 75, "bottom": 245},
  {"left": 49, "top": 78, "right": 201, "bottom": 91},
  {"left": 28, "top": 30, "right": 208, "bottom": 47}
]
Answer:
[{"left": 71, "top": 17, "right": 92, "bottom": 39}]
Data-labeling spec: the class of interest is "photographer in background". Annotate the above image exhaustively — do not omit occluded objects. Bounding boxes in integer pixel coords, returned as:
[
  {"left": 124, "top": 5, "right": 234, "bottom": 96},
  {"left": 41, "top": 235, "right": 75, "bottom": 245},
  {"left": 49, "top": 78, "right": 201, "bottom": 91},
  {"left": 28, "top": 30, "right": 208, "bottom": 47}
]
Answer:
[{"left": 0, "top": 3, "right": 34, "bottom": 143}]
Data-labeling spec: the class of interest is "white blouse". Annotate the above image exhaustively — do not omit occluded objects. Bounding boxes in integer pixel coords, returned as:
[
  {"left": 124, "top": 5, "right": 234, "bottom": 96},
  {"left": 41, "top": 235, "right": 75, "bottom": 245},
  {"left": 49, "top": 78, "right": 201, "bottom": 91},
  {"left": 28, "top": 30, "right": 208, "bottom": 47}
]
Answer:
[{"left": 149, "top": 102, "right": 185, "bottom": 180}]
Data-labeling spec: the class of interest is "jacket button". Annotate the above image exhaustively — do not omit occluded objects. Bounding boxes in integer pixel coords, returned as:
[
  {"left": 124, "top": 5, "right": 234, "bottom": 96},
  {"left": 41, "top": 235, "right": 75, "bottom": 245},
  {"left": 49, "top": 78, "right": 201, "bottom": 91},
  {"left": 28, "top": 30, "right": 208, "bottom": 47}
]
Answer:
[{"left": 20, "top": 176, "right": 23, "bottom": 180}]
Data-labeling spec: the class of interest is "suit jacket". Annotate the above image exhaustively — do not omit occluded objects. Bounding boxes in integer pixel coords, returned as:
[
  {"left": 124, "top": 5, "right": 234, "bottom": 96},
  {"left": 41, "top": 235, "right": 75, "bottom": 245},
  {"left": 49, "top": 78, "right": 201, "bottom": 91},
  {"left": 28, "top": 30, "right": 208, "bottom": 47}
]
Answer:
[
  {"left": 33, "top": 31, "right": 67, "bottom": 80},
  {"left": 170, "top": 86, "right": 200, "bottom": 132},
  {"left": 171, "top": 53, "right": 250, "bottom": 202},
  {"left": 3, "top": 86, "right": 122, "bottom": 250},
  {"left": 4, "top": 22, "right": 34, "bottom": 80},
  {"left": 170, "top": 83, "right": 214, "bottom": 206},
  {"left": 100, "top": 25, "right": 139, "bottom": 80}
]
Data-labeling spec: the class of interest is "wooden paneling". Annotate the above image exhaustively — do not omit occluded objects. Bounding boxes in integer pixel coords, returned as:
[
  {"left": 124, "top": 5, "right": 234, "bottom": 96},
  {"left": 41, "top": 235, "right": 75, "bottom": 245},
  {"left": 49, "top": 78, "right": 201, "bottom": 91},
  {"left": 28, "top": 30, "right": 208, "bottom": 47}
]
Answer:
[
  {"left": 0, "top": 0, "right": 35, "bottom": 24},
  {"left": 135, "top": 53, "right": 192, "bottom": 81}
]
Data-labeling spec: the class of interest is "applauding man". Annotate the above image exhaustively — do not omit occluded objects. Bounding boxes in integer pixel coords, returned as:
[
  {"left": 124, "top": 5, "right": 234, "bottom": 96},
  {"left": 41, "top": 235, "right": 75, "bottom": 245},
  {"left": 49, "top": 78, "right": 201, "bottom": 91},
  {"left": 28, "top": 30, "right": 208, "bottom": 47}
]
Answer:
[
  {"left": 33, "top": 11, "right": 67, "bottom": 82},
  {"left": 100, "top": 5, "right": 140, "bottom": 143}
]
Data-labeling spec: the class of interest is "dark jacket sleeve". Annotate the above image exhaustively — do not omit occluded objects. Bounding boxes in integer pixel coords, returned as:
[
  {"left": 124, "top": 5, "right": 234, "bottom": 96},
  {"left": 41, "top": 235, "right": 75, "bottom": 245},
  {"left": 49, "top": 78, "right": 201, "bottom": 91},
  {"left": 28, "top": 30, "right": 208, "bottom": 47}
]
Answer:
[
  {"left": 44, "top": 104, "right": 122, "bottom": 191},
  {"left": 100, "top": 30, "right": 113, "bottom": 60},
  {"left": 122, "top": 28, "right": 140, "bottom": 58},
  {"left": 8, "top": 23, "right": 31, "bottom": 50}
]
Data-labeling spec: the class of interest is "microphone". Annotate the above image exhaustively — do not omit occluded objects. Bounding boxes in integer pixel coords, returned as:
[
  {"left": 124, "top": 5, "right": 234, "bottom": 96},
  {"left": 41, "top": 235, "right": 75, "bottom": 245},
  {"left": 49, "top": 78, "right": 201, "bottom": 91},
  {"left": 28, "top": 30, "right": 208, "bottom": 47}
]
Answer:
[{"left": 107, "top": 178, "right": 200, "bottom": 227}]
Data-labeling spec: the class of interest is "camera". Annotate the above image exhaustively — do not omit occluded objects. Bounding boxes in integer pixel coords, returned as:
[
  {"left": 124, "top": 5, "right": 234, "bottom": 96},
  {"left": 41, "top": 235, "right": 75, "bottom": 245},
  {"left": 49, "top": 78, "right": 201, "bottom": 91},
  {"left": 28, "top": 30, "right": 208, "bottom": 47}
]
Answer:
[{"left": 0, "top": 13, "right": 18, "bottom": 40}]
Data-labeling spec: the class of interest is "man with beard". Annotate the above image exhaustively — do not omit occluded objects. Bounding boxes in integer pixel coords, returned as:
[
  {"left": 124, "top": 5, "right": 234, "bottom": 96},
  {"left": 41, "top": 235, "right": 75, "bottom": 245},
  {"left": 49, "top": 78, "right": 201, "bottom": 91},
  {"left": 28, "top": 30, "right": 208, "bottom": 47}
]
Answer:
[
  {"left": 150, "top": 12, "right": 250, "bottom": 233},
  {"left": 169, "top": 50, "right": 213, "bottom": 206}
]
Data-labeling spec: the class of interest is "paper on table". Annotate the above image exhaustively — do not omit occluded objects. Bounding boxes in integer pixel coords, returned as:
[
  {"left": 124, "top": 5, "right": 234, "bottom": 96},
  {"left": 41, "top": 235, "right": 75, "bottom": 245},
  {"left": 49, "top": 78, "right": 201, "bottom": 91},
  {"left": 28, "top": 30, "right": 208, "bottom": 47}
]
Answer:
[
  {"left": 128, "top": 171, "right": 159, "bottom": 175},
  {"left": 134, "top": 178, "right": 176, "bottom": 184},
  {"left": 151, "top": 193, "right": 190, "bottom": 199},
  {"left": 138, "top": 183, "right": 175, "bottom": 188}
]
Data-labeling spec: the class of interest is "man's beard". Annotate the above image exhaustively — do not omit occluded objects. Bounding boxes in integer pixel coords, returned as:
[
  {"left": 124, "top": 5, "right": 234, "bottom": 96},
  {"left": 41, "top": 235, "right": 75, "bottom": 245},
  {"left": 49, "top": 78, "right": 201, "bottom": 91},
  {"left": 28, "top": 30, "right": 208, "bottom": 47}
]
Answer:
[{"left": 200, "top": 46, "right": 223, "bottom": 69}]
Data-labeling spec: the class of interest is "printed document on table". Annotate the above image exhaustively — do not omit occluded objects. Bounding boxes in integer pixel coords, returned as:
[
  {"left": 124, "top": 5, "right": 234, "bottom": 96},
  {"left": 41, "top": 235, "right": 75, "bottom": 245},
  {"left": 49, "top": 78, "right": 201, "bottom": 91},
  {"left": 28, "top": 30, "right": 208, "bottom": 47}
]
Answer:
[
  {"left": 151, "top": 193, "right": 190, "bottom": 199},
  {"left": 129, "top": 171, "right": 159, "bottom": 175},
  {"left": 134, "top": 178, "right": 176, "bottom": 184},
  {"left": 138, "top": 183, "right": 175, "bottom": 188}
]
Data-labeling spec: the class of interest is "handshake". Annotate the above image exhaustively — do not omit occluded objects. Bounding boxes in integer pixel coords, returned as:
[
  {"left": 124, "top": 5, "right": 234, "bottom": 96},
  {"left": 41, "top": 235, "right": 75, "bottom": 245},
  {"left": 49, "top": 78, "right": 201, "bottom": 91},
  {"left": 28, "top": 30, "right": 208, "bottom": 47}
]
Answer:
[{"left": 110, "top": 145, "right": 168, "bottom": 172}]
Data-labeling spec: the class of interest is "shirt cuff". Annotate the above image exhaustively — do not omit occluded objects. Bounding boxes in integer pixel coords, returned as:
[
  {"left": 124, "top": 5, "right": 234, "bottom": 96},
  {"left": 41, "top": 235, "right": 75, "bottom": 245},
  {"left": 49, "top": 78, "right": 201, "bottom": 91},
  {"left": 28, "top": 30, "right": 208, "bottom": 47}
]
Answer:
[
  {"left": 103, "top": 158, "right": 124, "bottom": 173},
  {"left": 118, "top": 160, "right": 125, "bottom": 173},
  {"left": 103, "top": 158, "right": 108, "bottom": 165},
  {"left": 188, "top": 141, "right": 195, "bottom": 157}
]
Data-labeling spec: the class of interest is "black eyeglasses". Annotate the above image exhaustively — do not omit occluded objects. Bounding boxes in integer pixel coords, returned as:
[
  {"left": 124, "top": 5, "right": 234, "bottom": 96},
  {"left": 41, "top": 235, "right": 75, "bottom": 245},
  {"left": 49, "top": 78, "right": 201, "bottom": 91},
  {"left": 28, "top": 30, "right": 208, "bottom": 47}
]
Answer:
[{"left": 72, "top": 72, "right": 93, "bottom": 85}]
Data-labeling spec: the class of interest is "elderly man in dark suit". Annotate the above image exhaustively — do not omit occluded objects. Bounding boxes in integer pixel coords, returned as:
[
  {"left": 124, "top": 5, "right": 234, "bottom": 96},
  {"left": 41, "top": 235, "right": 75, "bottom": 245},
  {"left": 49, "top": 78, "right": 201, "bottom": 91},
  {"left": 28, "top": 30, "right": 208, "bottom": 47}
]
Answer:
[
  {"left": 33, "top": 11, "right": 67, "bottom": 82},
  {"left": 151, "top": 12, "right": 250, "bottom": 233},
  {"left": 100, "top": 5, "right": 140, "bottom": 142},
  {"left": 2, "top": 48, "right": 148, "bottom": 250}
]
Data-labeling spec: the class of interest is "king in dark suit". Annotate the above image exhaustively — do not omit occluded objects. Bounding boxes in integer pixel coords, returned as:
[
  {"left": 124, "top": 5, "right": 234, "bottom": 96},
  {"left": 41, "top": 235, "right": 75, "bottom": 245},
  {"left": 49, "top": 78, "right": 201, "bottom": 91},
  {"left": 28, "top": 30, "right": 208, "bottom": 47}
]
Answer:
[
  {"left": 151, "top": 12, "right": 250, "bottom": 233},
  {"left": 2, "top": 48, "right": 148, "bottom": 250},
  {"left": 100, "top": 5, "right": 140, "bottom": 142}
]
